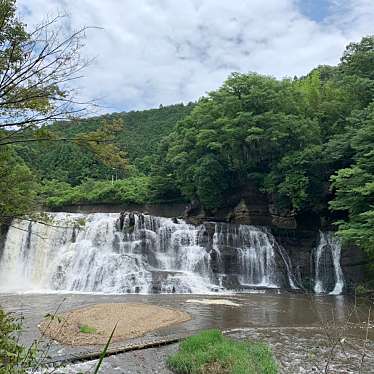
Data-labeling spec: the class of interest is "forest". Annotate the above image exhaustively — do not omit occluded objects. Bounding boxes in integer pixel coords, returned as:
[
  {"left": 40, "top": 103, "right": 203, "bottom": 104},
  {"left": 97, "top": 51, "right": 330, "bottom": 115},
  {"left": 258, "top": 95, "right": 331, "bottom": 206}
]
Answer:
[{"left": 1, "top": 32, "right": 373, "bottom": 260}]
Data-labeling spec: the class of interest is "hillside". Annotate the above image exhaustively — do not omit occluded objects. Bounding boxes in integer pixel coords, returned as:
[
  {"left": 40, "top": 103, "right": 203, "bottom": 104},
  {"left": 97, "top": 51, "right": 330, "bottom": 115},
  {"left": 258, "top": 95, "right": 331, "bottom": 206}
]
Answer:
[{"left": 17, "top": 103, "right": 194, "bottom": 185}]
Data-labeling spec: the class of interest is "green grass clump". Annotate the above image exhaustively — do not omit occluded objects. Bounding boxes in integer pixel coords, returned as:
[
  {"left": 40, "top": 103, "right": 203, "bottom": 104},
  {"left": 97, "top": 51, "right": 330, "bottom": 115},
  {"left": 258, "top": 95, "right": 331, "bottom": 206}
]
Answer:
[
  {"left": 79, "top": 325, "right": 97, "bottom": 334},
  {"left": 167, "top": 329, "right": 277, "bottom": 374}
]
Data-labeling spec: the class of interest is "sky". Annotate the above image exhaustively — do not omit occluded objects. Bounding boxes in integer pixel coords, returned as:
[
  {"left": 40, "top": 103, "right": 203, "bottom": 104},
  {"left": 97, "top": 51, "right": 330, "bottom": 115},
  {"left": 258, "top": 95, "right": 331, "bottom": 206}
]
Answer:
[{"left": 18, "top": 0, "right": 374, "bottom": 113}]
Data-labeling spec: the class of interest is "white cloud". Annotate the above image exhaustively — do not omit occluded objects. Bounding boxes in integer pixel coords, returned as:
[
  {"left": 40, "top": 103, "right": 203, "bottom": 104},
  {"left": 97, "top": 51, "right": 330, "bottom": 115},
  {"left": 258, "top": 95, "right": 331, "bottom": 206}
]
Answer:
[{"left": 18, "top": 0, "right": 374, "bottom": 112}]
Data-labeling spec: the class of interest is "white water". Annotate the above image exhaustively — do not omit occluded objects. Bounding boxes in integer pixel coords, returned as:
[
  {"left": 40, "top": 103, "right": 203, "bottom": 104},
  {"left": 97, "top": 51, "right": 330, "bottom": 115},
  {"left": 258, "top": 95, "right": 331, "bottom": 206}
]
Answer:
[
  {"left": 0, "top": 213, "right": 301, "bottom": 294},
  {"left": 274, "top": 241, "right": 299, "bottom": 290},
  {"left": 314, "top": 232, "right": 344, "bottom": 295},
  {"left": 213, "top": 223, "right": 280, "bottom": 288}
]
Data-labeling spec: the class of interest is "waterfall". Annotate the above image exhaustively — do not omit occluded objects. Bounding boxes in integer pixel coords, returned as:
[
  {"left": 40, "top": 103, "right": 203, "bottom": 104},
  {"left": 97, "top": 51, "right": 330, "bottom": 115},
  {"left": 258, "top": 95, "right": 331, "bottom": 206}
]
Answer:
[
  {"left": 213, "top": 223, "right": 280, "bottom": 288},
  {"left": 314, "top": 232, "right": 344, "bottom": 295},
  {"left": 0, "top": 212, "right": 299, "bottom": 294},
  {"left": 274, "top": 242, "right": 299, "bottom": 290}
]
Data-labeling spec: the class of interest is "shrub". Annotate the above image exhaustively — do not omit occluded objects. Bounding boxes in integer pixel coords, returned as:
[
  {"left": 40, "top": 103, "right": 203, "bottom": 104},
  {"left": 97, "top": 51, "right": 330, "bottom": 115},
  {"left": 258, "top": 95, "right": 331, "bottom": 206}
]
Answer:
[{"left": 0, "top": 308, "right": 38, "bottom": 373}]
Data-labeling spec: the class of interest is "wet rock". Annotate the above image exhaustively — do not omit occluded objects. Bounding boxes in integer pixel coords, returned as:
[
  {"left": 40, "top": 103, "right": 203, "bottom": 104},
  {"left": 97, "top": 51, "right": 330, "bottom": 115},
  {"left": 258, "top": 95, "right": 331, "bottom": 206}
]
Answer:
[
  {"left": 232, "top": 199, "right": 251, "bottom": 224},
  {"left": 271, "top": 215, "right": 297, "bottom": 230}
]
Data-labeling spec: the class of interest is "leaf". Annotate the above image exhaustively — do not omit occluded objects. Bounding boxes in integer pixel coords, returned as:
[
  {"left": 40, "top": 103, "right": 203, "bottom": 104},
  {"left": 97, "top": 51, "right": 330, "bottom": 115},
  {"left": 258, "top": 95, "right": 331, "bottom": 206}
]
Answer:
[{"left": 93, "top": 322, "right": 118, "bottom": 374}]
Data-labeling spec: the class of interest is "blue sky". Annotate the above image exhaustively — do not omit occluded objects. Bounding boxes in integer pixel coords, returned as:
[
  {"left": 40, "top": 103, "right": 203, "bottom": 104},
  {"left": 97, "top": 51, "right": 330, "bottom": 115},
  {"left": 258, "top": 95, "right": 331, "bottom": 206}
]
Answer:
[
  {"left": 18, "top": 0, "right": 374, "bottom": 113},
  {"left": 298, "top": 0, "right": 332, "bottom": 21}
]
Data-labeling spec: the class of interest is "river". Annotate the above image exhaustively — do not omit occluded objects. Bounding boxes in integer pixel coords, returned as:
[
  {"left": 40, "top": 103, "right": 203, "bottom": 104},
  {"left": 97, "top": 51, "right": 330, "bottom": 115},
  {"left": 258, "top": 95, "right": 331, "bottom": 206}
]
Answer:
[{"left": 0, "top": 292, "right": 373, "bottom": 373}]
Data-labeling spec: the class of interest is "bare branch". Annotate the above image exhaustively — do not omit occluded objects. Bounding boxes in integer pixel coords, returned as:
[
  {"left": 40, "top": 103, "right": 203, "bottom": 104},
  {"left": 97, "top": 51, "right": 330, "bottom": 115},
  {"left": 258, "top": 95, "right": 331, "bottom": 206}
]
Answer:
[
  {"left": 0, "top": 136, "right": 114, "bottom": 146},
  {"left": 0, "top": 11, "right": 95, "bottom": 138},
  {"left": 359, "top": 306, "right": 372, "bottom": 373}
]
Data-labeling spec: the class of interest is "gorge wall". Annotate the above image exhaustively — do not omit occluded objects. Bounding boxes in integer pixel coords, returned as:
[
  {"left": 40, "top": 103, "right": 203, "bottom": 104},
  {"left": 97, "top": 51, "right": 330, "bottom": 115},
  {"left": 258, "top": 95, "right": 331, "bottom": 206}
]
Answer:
[{"left": 182, "top": 184, "right": 368, "bottom": 292}]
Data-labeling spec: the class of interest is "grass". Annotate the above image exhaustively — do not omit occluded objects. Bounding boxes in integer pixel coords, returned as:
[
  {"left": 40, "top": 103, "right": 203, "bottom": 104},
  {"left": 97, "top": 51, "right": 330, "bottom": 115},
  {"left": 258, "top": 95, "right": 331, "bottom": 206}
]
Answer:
[
  {"left": 93, "top": 322, "right": 117, "bottom": 374},
  {"left": 167, "top": 329, "right": 278, "bottom": 374},
  {"left": 79, "top": 324, "right": 97, "bottom": 334}
]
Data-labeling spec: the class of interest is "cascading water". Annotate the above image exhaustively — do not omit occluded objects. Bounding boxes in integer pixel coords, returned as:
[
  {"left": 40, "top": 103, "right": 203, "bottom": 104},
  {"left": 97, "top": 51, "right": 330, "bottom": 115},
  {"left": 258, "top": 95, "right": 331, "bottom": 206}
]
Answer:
[
  {"left": 274, "top": 242, "right": 299, "bottom": 290},
  {"left": 314, "top": 232, "right": 344, "bottom": 295},
  {"left": 0, "top": 212, "right": 299, "bottom": 294},
  {"left": 213, "top": 223, "right": 279, "bottom": 288}
]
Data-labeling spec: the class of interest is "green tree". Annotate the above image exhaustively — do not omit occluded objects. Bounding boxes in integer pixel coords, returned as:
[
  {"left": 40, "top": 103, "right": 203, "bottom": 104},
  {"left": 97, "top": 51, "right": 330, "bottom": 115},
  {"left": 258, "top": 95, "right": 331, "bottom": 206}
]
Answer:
[
  {"left": 340, "top": 36, "right": 374, "bottom": 80},
  {"left": 330, "top": 104, "right": 374, "bottom": 257},
  {"left": 0, "top": 0, "right": 88, "bottom": 219},
  {"left": 338, "top": 36, "right": 374, "bottom": 108},
  {"left": 0, "top": 146, "right": 37, "bottom": 221},
  {"left": 194, "top": 155, "right": 229, "bottom": 210},
  {"left": 166, "top": 73, "right": 322, "bottom": 212}
]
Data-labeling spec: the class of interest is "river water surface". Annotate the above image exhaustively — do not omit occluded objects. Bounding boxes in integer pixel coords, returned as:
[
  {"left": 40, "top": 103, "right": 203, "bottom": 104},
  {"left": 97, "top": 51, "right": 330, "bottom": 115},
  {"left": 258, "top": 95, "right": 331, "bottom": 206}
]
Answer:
[{"left": 0, "top": 292, "right": 373, "bottom": 373}]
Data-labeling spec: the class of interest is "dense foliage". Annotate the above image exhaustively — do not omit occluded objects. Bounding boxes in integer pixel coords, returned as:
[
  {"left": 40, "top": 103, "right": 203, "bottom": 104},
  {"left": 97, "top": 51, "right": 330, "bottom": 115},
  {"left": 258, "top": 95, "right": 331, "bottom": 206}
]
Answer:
[
  {"left": 163, "top": 61, "right": 372, "bottom": 213},
  {"left": 329, "top": 104, "right": 374, "bottom": 256},
  {"left": 0, "top": 146, "right": 37, "bottom": 220},
  {"left": 165, "top": 73, "right": 325, "bottom": 211},
  {"left": 167, "top": 329, "right": 278, "bottom": 374},
  {"left": 41, "top": 177, "right": 151, "bottom": 208}
]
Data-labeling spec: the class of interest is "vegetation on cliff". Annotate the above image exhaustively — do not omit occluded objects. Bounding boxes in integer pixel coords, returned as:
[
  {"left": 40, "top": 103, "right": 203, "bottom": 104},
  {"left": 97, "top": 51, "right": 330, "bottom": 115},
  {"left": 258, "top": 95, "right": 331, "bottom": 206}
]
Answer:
[
  {"left": 164, "top": 39, "right": 373, "bottom": 217},
  {"left": 41, "top": 177, "right": 152, "bottom": 208}
]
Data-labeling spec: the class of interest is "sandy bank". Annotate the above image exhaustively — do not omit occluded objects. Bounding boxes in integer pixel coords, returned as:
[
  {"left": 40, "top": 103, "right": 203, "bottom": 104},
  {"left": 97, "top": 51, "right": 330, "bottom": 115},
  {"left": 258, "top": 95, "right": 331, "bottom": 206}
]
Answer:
[{"left": 39, "top": 303, "right": 190, "bottom": 346}]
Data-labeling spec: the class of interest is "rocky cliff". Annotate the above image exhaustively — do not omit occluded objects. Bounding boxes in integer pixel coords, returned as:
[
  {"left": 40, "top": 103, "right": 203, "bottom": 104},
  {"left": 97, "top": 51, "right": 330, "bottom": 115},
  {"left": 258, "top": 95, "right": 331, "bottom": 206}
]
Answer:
[{"left": 183, "top": 185, "right": 369, "bottom": 292}]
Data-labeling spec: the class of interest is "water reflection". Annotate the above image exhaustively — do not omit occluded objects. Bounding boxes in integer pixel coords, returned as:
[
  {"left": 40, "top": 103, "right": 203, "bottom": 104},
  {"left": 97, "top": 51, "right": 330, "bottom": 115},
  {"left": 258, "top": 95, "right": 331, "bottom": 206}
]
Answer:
[{"left": 0, "top": 292, "right": 371, "bottom": 336}]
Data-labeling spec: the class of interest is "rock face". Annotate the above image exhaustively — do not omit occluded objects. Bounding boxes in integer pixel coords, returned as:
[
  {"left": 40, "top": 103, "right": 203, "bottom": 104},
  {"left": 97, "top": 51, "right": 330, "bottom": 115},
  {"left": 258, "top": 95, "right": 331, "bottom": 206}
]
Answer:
[
  {"left": 185, "top": 184, "right": 298, "bottom": 230},
  {"left": 262, "top": 228, "right": 368, "bottom": 292},
  {"left": 266, "top": 229, "right": 312, "bottom": 290},
  {"left": 341, "top": 244, "right": 370, "bottom": 290},
  {"left": 0, "top": 224, "right": 9, "bottom": 261},
  {"left": 182, "top": 183, "right": 369, "bottom": 292},
  {"left": 51, "top": 202, "right": 187, "bottom": 218}
]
